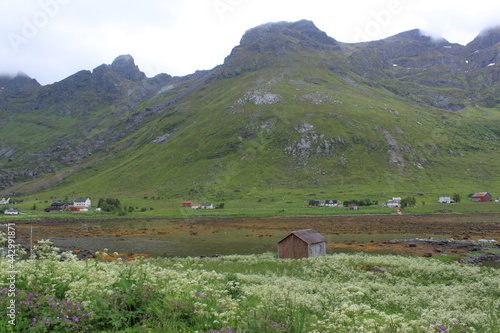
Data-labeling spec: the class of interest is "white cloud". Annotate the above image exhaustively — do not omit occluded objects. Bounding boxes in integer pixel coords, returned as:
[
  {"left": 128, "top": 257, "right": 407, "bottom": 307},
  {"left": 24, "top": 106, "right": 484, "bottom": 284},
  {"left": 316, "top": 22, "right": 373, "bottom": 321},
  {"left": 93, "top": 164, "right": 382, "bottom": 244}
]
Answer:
[{"left": 0, "top": 0, "right": 498, "bottom": 85}]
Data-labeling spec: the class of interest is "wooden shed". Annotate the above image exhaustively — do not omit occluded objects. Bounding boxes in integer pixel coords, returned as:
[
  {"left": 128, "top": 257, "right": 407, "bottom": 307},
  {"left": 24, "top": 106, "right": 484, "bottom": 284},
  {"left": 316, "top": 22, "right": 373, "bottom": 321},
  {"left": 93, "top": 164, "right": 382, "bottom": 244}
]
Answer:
[{"left": 278, "top": 229, "right": 327, "bottom": 259}]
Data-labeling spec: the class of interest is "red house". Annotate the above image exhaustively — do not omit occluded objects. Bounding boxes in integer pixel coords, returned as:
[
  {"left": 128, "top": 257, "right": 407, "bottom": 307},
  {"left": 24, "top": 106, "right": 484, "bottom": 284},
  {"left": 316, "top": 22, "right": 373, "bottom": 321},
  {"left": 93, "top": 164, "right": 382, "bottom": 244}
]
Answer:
[
  {"left": 470, "top": 192, "right": 492, "bottom": 202},
  {"left": 181, "top": 201, "right": 193, "bottom": 207}
]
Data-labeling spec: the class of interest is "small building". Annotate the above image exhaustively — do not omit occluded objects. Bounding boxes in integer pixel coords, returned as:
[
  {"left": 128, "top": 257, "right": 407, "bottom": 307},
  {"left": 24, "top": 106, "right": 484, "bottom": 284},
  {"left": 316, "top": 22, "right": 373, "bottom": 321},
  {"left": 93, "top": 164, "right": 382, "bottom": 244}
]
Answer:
[
  {"left": 471, "top": 192, "right": 493, "bottom": 202},
  {"left": 278, "top": 229, "right": 327, "bottom": 259},
  {"left": 325, "top": 200, "right": 339, "bottom": 207},
  {"left": 70, "top": 206, "right": 89, "bottom": 212},
  {"left": 191, "top": 204, "right": 201, "bottom": 209},
  {"left": 385, "top": 199, "right": 400, "bottom": 208},
  {"left": 347, "top": 203, "right": 358, "bottom": 210},
  {"left": 201, "top": 203, "right": 214, "bottom": 209},
  {"left": 0, "top": 198, "right": 10, "bottom": 205},
  {"left": 4, "top": 207, "right": 19, "bottom": 215},
  {"left": 45, "top": 201, "right": 72, "bottom": 212},
  {"left": 181, "top": 201, "right": 193, "bottom": 207},
  {"left": 438, "top": 196, "right": 452, "bottom": 204},
  {"left": 74, "top": 198, "right": 91, "bottom": 208}
]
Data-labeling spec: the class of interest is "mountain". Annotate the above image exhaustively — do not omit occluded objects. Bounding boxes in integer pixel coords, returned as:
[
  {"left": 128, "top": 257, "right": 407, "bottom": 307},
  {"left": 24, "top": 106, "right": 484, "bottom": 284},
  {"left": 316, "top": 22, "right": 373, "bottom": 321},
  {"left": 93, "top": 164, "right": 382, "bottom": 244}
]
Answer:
[{"left": 0, "top": 20, "right": 499, "bottom": 199}]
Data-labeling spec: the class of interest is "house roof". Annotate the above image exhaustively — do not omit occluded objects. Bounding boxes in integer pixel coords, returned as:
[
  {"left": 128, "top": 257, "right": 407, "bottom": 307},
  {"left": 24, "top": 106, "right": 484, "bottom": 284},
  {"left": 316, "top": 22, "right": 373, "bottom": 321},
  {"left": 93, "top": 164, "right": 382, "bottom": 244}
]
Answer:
[
  {"left": 51, "top": 201, "right": 73, "bottom": 206},
  {"left": 278, "top": 229, "right": 326, "bottom": 245},
  {"left": 471, "top": 192, "right": 489, "bottom": 198},
  {"left": 74, "top": 198, "right": 90, "bottom": 202},
  {"left": 182, "top": 201, "right": 192, "bottom": 204}
]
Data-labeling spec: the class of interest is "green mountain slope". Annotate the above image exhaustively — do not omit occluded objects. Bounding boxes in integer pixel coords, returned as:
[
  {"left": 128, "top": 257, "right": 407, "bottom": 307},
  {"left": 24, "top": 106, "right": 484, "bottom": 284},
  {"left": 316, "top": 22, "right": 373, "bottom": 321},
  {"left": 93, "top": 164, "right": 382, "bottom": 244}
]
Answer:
[{"left": 1, "top": 20, "right": 499, "bottom": 199}]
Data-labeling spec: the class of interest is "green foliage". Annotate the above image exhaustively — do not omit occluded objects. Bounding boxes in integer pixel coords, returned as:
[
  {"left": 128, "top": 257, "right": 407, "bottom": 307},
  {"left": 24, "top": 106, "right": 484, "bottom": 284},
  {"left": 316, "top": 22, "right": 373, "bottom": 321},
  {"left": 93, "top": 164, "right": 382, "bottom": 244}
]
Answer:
[
  {"left": 401, "top": 196, "right": 417, "bottom": 208},
  {"left": 343, "top": 198, "right": 377, "bottom": 207},
  {"left": 98, "top": 198, "right": 122, "bottom": 213}
]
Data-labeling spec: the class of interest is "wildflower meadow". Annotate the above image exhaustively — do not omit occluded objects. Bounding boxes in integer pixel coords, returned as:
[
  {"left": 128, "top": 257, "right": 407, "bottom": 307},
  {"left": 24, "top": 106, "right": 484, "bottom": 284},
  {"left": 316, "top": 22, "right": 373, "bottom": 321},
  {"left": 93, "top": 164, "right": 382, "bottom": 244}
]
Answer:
[{"left": 0, "top": 235, "right": 499, "bottom": 332}]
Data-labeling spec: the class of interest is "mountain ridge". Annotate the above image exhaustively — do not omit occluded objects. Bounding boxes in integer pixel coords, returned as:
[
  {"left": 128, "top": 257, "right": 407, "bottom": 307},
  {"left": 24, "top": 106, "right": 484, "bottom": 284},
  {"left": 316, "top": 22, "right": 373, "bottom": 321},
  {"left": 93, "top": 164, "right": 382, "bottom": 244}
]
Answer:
[{"left": 0, "top": 20, "right": 498, "bottom": 199}]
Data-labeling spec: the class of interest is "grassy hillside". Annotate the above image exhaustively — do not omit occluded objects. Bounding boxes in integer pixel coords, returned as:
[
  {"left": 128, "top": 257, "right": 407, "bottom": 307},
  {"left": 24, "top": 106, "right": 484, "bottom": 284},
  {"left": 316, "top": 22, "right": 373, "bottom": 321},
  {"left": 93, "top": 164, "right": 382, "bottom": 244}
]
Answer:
[
  {"left": 1, "top": 22, "right": 499, "bottom": 200},
  {"left": 29, "top": 66, "right": 499, "bottom": 200}
]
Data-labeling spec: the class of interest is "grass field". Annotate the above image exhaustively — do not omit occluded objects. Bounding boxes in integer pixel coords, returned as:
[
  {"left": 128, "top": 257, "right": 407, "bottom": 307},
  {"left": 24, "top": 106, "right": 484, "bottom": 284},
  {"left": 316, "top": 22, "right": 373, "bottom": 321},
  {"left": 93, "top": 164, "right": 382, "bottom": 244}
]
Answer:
[{"left": 2, "top": 195, "right": 499, "bottom": 220}]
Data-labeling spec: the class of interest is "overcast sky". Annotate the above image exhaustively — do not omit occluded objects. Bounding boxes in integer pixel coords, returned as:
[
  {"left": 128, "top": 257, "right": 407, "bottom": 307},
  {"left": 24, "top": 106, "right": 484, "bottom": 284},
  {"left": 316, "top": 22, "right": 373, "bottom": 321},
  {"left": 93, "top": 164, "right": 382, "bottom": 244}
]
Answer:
[{"left": 1, "top": 0, "right": 499, "bottom": 85}]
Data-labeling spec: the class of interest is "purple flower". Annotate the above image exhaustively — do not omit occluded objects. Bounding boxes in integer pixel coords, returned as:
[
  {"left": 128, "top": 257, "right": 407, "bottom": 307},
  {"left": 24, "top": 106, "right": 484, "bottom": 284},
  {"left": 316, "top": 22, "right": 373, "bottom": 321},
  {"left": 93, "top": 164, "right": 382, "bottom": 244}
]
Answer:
[{"left": 438, "top": 326, "right": 447, "bottom": 332}]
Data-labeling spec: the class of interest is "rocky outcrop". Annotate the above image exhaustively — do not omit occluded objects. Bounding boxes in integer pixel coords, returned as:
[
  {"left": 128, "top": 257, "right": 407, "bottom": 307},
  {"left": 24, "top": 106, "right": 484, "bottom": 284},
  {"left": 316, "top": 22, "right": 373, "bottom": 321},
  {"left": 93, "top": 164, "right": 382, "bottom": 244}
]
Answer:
[
  {"left": 221, "top": 20, "right": 339, "bottom": 76},
  {"left": 0, "top": 73, "right": 41, "bottom": 94},
  {"left": 111, "top": 54, "right": 147, "bottom": 81}
]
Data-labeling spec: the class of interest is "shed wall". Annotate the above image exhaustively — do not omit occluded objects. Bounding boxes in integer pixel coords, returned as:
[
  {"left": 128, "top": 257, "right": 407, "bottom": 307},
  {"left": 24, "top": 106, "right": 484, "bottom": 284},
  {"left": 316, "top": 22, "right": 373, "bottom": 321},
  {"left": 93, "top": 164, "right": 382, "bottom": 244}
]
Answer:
[
  {"left": 309, "top": 242, "right": 326, "bottom": 257},
  {"left": 278, "top": 234, "right": 309, "bottom": 259}
]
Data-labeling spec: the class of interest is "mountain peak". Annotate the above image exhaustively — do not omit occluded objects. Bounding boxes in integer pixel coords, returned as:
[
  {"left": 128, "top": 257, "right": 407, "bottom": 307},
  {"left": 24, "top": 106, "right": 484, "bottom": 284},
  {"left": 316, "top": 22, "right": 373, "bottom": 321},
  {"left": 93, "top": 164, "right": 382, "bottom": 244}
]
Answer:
[
  {"left": 0, "top": 72, "right": 40, "bottom": 93},
  {"left": 239, "top": 19, "right": 337, "bottom": 49},
  {"left": 385, "top": 29, "right": 444, "bottom": 43},
  {"left": 110, "top": 54, "right": 146, "bottom": 81},
  {"left": 466, "top": 26, "right": 500, "bottom": 50}
]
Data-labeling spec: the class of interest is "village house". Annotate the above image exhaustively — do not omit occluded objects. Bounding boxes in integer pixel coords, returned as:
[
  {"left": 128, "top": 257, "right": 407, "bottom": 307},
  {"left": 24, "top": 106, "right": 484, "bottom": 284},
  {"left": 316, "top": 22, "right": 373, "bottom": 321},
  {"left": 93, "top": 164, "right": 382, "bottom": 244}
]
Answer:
[
  {"left": 201, "top": 203, "right": 214, "bottom": 209},
  {"left": 72, "top": 198, "right": 91, "bottom": 211},
  {"left": 45, "top": 201, "right": 73, "bottom": 212},
  {"left": 181, "top": 201, "right": 193, "bottom": 207},
  {"left": 74, "top": 198, "right": 91, "bottom": 208},
  {"left": 278, "top": 229, "right": 327, "bottom": 259},
  {"left": 384, "top": 197, "right": 401, "bottom": 208},
  {"left": 191, "top": 203, "right": 201, "bottom": 209},
  {"left": 347, "top": 203, "right": 358, "bottom": 210},
  {"left": 309, "top": 200, "right": 340, "bottom": 207},
  {"left": 4, "top": 207, "right": 19, "bottom": 215},
  {"left": 0, "top": 198, "right": 10, "bottom": 205},
  {"left": 325, "top": 200, "right": 339, "bottom": 207},
  {"left": 438, "top": 196, "right": 453, "bottom": 204},
  {"left": 470, "top": 192, "right": 493, "bottom": 202}
]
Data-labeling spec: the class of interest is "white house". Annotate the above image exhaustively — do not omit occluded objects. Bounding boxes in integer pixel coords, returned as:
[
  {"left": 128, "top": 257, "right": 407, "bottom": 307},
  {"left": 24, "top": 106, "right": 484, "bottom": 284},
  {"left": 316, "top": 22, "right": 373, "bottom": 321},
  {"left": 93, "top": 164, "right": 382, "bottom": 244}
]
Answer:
[
  {"left": 438, "top": 196, "right": 452, "bottom": 203},
  {"left": 0, "top": 198, "right": 10, "bottom": 205},
  {"left": 201, "top": 203, "right": 214, "bottom": 209},
  {"left": 384, "top": 197, "right": 402, "bottom": 208},
  {"left": 4, "top": 207, "right": 19, "bottom": 215},
  {"left": 73, "top": 198, "right": 91, "bottom": 208},
  {"left": 324, "top": 200, "right": 340, "bottom": 207},
  {"left": 385, "top": 199, "right": 400, "bottom": 208}
]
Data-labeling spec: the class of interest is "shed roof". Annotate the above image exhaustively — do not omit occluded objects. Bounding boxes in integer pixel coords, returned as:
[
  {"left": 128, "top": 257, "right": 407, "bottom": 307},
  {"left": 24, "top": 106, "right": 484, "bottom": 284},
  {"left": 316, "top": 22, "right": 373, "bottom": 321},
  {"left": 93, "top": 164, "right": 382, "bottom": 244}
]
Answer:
[
  {"left": 278, "top": 229, "right": 326, "bottom": 245},
  {"left": 471, "top": 192, "right": 489, "bottom": 198}
]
